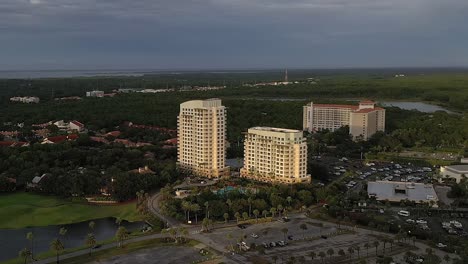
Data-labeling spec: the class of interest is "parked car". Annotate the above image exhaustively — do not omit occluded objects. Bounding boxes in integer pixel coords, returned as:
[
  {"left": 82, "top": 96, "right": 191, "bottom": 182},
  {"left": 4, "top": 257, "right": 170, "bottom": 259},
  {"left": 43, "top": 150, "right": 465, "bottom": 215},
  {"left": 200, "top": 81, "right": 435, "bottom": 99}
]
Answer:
[{"left": 436, "top": 243, "right": 447, "bottom": 248}]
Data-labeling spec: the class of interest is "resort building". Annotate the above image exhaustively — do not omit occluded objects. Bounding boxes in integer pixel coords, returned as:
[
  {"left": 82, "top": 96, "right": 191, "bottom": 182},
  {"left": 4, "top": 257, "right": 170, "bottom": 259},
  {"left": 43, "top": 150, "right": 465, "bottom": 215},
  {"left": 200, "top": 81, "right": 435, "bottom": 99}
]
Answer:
[
  {"left": 177, "top": 99, "right": 230, "bottom": 178},
  {"left": 439, "top": 165, "right": 468, "bottom": 183},
  {"left": 303, "top": 100, "right": 385, "bottom": 140},
  {"left": 240, "top": 127, "right": 310, "bottom": 184}
]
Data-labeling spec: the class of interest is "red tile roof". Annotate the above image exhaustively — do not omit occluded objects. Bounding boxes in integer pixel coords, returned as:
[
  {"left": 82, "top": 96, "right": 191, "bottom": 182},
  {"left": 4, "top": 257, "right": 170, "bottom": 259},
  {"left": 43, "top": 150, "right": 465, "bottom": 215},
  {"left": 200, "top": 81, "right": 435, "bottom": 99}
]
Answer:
[
  {"left": 106, "top": 131, "right": 121, "bottom": 137},
  {"left": 0, "top": 141, "right": 29, "bottom": 147},
  {"left": 164, "top": 138, "right": 178, "bottom": 145},
  {"left": 90, "top": 136, "right": 110, "bottom": 144},
  {"left": 359, "top": 100, "right": 376, "bottom": 104},
  {"left": 70, "top": 120, "right": 85, "bottom": 128},
  {"left": 352, "top": 107, "right": 384, "bottom": 114},
  {"left": 44, "top": 134, "right": 78, "bottom": 143}
]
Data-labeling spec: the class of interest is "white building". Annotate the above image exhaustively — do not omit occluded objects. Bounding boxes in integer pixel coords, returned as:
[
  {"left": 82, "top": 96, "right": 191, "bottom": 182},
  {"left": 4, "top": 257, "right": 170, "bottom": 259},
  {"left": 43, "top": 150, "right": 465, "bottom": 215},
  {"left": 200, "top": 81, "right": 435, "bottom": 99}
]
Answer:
[
  {"left": 86, "top": 90, "right": 104, "bottom": 97},
  {"left": 240, "top": 127, "right": 310, "bottom": 184},
  {"left": 177, "top": 99, "right": 230, "bottom": 178},
  {"left": 440, "top": 165, "right": 468, "bottom": 183},
  {"left": 303, "top": 100, "right": 385, "bottom": 140},
  {"left": 368, "top": 181, "right": 438, "bottom": 206},
  {"left": 10, "top": 96, "right": 40, "bottom": 103}
]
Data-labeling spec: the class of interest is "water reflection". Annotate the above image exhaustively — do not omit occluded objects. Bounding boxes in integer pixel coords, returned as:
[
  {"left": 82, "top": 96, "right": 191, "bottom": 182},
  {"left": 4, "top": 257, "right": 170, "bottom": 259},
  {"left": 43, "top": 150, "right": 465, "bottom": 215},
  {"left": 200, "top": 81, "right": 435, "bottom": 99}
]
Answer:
[{"left": 0, "top": 218, "right": 145, "bottom": 262}]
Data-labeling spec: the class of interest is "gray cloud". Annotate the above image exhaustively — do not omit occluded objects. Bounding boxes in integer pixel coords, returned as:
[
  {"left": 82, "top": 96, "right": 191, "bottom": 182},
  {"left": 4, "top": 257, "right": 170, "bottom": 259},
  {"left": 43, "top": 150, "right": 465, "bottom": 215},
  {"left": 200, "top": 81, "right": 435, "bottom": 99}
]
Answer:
[{"left": 0, "top": 0, "right": 467, "bottom": 69}]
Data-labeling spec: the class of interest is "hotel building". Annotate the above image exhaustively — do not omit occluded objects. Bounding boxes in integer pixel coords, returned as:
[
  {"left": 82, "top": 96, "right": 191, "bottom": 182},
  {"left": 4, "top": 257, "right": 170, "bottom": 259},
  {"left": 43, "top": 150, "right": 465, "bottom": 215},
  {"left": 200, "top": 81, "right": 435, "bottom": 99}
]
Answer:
[
  {"left": 240, "top": 127, "right": 310, "bottom": 184},
  {"left": 177, "top": 99, "right": 230, "bottom": 178},
  {"left": 303, "top": 101, "right": 385, "bottom": 140}
]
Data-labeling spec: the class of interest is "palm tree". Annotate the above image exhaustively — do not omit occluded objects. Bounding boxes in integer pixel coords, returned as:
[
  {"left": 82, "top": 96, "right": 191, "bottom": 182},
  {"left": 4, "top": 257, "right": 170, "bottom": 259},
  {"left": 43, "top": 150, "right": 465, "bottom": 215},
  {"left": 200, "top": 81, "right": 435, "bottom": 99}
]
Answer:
[
  {"left": 85, "top": 233, "right": 96, "bottom": 256},
  {"left": 234, "top": 212, "right": 241, "bottom": 223},
  {"left": 50, "top": 239, "right": 64, "bottom": 264},
  {"left": 19, "top": 248, "right": 31, "bottom": 264},
  {"left": 242, "top": 212, "right": 249, "bottom": 221},
  {"left": 270, "top": 207, "right": 277, "bottom": 218},
  {"left": 364, "top": 242, "right": 370, "bottom": 257},
  {"left": 247, "top": 197, "right": 253, "bottom": 216},
  {"left": 115, "top": 226, "right": 128, "bottom": 247},
  {"left": 327, "top": 248, "right": 335, "bottom": 260},
  {"left": 26, "top": 232, "right": 34, "bottom": 260},
  {"left": 338, "top": 249, "right": 345, "bottom": 259},
  {"left": 223, "top": 212, "right": 229, "bottom": 223},
  {"left": 318, "top": 251, "right": 326, "bottom": 263},
  {"left": 115, "top": 217, "right": 122, "bottom": 226},
  {"left": 299, "top": 223, "right": 308, "bottom": 238},
  {"left": 180, "top": 227, "right": 189, "bottom": 242},
  {"left": 262, "top": 210, "right": 268, "bottom": 218},
  {"left": 425, "top": 248, "right": 434, "bottom": 255},
  {"left": 281, "top": 228, "right": 288, "bottom": 241},
  {"left": 226, "top": 199, "right": 232, "bottom": 210},
  {"left": 309, "top": 251, "right": 316, "bottom": 261},
  {"left": 286, "top": 196, "right": 292, "bottom": 208},
  {"left": 277, "top": 205, "right": 284, "bottom": 218},
  {"left": 88, "top": 221, "right": 95, "bottom": 231},
  {"left": 169, "top": 228, "right": 178, "bottom": 242},
  {"left": 355, "top": 245, "right": 361, "bottom": 258},
  {"left": 253, "top": 209, "right": 260, "bottom": 222},
  {"left": 202, "top": 218, "right": 210, "bottom": 232},
  {"left": 181, "top": 201, "right": 189, "bottom": 222},
  {"left": 226, "top": 233, "right": 234, "bottom": 251},
  {"left": 443, "top": 254, "right": 451, "bottom": 263},
  {"left": 59, "top": 227, "right": 67, "bottom": 247},
  {"left": 347, "top": 247, "right": 354, "bottom": 259},
  {"left": 204, "top": 201, "right": 209, "bottom": 219},
  {"left": 373, "top": 241, "right": 380, "bottom": 256},
  {"left": 192, "top": 203, "right": 201, "bottom": 224}
]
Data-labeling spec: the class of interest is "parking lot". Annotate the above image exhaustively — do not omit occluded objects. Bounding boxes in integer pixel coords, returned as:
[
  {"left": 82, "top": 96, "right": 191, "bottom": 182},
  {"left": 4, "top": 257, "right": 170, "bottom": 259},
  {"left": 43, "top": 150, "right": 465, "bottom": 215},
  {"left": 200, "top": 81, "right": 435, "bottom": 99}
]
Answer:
[{"left": 204, "top": 214, "right": 338, "bottom": 251}]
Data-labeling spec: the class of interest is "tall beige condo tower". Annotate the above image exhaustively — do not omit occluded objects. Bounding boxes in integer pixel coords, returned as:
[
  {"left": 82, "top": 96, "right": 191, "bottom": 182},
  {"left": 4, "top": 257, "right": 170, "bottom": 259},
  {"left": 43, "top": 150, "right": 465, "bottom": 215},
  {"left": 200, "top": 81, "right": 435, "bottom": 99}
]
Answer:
[
  {"left": 240, "top": 127, "right": 310, "bottom": 184},
  {"left": 303, "top": 101, "right": 385, "bottom": 140},
  {"left": 177, "top": 99, "right": 230, "bottom": 178}
]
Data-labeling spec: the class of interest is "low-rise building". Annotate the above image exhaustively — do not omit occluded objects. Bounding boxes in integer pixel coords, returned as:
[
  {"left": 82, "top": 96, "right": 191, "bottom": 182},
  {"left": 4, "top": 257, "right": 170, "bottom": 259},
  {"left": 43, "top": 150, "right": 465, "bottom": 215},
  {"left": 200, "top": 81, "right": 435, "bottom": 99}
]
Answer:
[
  {"left": 86, "top": 90, "right": 105, "bottom": 97},
  {"left": 10, "top": 96, "right": 40, "bottom": 103},
  {"left": 439, "top": 165, "right": 468, "bottom": 183},
  {"left": 240, "top": 127, "right": 310, "bottom": 184},
  {"left": 367, "top": 181, "right": 438, "bottom": 206}
]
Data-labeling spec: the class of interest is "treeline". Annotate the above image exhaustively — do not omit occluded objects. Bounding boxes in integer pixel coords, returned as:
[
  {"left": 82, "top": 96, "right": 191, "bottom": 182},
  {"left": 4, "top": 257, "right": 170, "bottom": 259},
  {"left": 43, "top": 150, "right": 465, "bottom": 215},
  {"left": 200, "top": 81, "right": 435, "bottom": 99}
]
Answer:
[
  {"left": 0, "top": 137, "right": 179, "bottom": 200},
  {"left": 1, "top": 71, "right": 468, "bottom": 110}
]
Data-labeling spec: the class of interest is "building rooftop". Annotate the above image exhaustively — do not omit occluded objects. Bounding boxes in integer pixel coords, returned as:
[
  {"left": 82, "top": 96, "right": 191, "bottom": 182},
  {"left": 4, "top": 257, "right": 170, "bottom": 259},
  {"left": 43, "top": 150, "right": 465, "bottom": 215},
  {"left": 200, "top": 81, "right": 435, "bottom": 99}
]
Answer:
[
  {"left": 249, "top": 127, "right": 302, "bottom": 133},
  {"left": 353, "top": 107, "right": 384, "bottom": 114},
  {"left": 367, "top": 181, "right": 438, "bottom": 203},
  {"left": 312, "top": 104, "right": 359, "bottom": 110},
  {"left": 444, "top": 165, "right": 468, "bottom": 173}
]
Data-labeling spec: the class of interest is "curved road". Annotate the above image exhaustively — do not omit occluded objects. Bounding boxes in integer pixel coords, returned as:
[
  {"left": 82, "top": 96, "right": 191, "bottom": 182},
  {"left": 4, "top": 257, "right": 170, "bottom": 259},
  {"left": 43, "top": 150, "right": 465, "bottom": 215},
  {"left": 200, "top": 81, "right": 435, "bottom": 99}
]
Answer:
[{"left": 148, "top": 192, "right": 180, "bottom": 228}]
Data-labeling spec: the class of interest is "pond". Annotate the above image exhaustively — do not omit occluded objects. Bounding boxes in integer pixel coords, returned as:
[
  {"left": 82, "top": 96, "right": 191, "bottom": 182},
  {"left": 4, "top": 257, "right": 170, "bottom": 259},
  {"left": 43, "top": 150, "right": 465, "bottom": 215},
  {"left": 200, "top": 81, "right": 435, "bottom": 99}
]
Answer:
[
  {"left": 0, "top": 218, "right": 145, "bottom": 262},
  {"left": 379, "top": 101, "right": 454, "bottom": 113}
]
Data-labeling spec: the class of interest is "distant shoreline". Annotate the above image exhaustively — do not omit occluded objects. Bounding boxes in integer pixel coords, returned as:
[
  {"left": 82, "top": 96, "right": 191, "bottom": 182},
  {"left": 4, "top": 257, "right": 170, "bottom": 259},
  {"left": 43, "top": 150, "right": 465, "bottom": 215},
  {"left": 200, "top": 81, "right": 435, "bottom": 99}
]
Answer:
[{"left": 1, "top": 66, "right": 467, "bottom": 79}]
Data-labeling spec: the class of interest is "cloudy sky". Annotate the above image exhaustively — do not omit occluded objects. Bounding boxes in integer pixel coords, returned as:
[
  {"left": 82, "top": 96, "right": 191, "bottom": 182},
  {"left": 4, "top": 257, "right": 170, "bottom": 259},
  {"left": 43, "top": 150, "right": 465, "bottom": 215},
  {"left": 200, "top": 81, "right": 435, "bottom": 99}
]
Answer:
[{"left": 1, "top": 0, "right": 468, "bottom": 70}]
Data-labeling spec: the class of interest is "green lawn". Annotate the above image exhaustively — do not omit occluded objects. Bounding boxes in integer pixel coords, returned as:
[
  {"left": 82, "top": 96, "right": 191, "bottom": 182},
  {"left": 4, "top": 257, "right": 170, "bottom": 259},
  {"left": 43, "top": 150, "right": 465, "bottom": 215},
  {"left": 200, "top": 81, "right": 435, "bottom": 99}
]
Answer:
[{"left": 0, "top": 192, "right": 140, "bottom": 229}]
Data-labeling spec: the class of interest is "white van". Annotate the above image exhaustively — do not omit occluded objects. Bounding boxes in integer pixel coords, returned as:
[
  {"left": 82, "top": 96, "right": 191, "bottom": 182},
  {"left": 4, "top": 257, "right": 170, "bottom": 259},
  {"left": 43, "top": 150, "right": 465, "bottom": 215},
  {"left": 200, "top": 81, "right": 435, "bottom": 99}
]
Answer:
[{"left": 398, "top": 210, "right": 410, "bottom": 217}]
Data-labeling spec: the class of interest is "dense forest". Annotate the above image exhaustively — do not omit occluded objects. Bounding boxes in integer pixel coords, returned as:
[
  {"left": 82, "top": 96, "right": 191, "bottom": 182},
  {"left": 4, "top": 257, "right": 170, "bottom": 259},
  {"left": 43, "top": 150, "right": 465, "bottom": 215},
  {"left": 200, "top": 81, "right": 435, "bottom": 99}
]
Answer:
[{"left": 1, "top": 71, "right": 467, "bottom": 200}]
